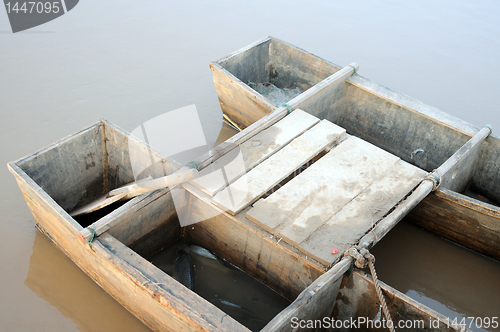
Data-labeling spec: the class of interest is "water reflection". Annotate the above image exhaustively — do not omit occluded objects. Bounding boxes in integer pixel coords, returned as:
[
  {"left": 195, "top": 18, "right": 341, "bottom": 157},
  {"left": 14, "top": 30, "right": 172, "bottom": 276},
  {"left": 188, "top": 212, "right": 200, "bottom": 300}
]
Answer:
[
  {"left": 371, "top": 219, "right": 500, "bottom": 332},
  {"left": 25, "top": 231, "right": 151, "bottom": 332}
]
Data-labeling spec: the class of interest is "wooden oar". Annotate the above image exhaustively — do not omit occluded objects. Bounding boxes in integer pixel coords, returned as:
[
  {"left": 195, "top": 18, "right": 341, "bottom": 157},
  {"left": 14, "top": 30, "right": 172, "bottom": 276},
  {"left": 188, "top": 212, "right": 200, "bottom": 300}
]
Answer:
[
  {"left": 71, "top": 63, "right": 360, "bottom": 217},
  {"left": 71, "top": 168, "right": 199, "bottom": 216}
]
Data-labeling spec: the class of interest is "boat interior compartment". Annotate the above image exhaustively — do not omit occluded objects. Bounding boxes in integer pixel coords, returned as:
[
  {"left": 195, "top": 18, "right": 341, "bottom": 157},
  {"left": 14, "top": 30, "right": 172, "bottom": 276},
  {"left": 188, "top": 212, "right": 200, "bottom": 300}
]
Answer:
[
  {"left": 332, "top": 269, "right": 458, "bottom": 332},
  {"left": 211, "top": 37, "right": 500, "bottom": 263},
  {"left": 9, "top": 110, "right": 489, "bottom": 331},
  {"left": 98, "top": 183, "right": 323, "bottom": 331},
  {"left": 211, "top": 36, "right": 342, "bottom": 127},
  {"left": 11, "top": 119, "right": 180, "bottom": 229},
  {"left": 8, "top": 35, "right": 499, "bottom": 332}
]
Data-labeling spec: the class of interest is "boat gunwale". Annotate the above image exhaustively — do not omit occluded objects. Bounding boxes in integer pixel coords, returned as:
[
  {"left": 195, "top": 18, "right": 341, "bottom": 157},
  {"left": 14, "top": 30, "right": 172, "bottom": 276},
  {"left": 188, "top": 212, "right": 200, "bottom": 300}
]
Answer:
[
  {"left": 211, "top": 35, "right": 344, "bottom": 110},
  {"left": 96, "top": 232, "right": 250, "bottom": 332},
  {"left": 346, "top": 75, "right": 494, "bottom": 139},
  {"left": 7, "top": 119, "right": 183, "bottom": 237}
]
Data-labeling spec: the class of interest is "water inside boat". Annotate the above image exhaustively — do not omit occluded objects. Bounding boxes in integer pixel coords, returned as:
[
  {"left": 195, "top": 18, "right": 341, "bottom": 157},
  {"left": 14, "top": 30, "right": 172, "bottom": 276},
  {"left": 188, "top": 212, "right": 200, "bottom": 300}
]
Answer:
[
  {"left": 148, "top": 237, "right": 291, "bottom": 331},
  {"left": 372, "top": 218, "right": 500, "bottom": 332}
]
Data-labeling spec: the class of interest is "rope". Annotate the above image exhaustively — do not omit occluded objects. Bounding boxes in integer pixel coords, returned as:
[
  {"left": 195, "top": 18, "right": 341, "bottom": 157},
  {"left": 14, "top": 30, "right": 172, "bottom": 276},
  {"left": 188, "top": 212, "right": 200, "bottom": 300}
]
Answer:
[
  {"left": 485, "top": 125, "right": 493, "bottom": 138},
  {"left": 345, "top": 246, "right": 395, "bottom": 332},
  {"left": 283, "top": 104, "right": 292, "bottom": 115},
  {"left": 87, "top": 226, "right": 95, "bottom": 249},
  {"left": 424, "top": 169, "right": 442, "bottom": 191},
  {"left": 186, "top": 161, "right": 200, "bottom": 171},
  {"left": 349, "top": 65, "right": 358, "bottom": 75}
]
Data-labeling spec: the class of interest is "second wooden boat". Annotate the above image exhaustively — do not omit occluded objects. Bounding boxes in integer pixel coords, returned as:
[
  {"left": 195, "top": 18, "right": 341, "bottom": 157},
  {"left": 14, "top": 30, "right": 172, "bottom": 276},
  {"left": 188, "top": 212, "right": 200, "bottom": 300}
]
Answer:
[{"left": 211, "top": 36, "right": 500, "bottom": 262}]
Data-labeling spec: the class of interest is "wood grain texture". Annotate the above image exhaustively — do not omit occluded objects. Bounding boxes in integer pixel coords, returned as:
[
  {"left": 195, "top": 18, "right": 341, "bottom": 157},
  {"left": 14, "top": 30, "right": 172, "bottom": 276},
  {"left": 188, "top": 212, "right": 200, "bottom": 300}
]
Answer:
[
  {"left": 407, "top": 188, "right": 500, "bottom": 261},
  {"left": 212, "top": 120, "right": 346, "bottom": 215},
  {"left": 190, "top": 109, "right": 319, "bottom": 196},
  {"left": 15, "top": 122, "right": 106, "bottom": 212},
  {"left": 299, "top": 160, "right": 426, "bottom": 266},
  {"left": 211, "top": 36, "right": 341, "bottom": 130},
  {"left": 247, "top": 136, "right": 401, "bottom": 247},
  {"left": 263, "top": 258, "right": 350, "bottom": 332},
  {"left": 9, "top": 164, "right": 243, "bottom": 331},
  {"left": 436, "top": 125, "right": 491, "bottom": 192},
  {"left": 211, "top": 63, "right": 275, "bottom": 129},
  {"left": 184, "top": 183, "right": 325, "bottom": 301}
]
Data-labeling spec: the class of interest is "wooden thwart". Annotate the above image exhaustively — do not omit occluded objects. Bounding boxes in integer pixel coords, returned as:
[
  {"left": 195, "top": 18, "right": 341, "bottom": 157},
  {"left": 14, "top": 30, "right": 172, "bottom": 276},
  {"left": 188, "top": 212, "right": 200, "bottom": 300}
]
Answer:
[
  {"left": 246, "top": 136, "right": 401, "bottom": 240},
  {"left": 300, "top": 160, "right": 426, "bottom": 266},
  {"left": 212, "top": 120, "right": 346, "bottom": 215},
  {"left": 189, "top": 109, "right": 319, "bottom": 196}
]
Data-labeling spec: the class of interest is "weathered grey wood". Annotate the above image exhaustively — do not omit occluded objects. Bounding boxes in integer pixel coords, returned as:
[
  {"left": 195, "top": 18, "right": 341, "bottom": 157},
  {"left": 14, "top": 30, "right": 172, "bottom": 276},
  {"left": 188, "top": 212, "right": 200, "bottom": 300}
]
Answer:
[
  {"left": 437, "top": 125, "right": 492, "bottom": 192},
  {"left": 212, "top": 120, "right": 346, "bottom": 215},
  {"left": 9, "top": 159, "right": 233, "bottom": 332},
  {"left": 14, "top": 122, "right": 106, "bottom": 212},
  {"left": 262, "top": 258, "right": 351, "bottom": 332},
  {"left": 472, "top": 131, "right": 500, "bottom": 205},
  {"left": 211, "top": 64, "right": 276, "bottom": 129},
  {"left": 341, "top": 76, "right": 500, "bottom": 203},
  {"left": 298, "top": 160, "right": 426, "bottom": 266},
  {"left": 105, "top": 189, "right": 180, "bottom": 247},
  {"left": 266, "top": 37, "right": 341, "bottom": 90},
  {"left": 214, "top": 38, "right": 500, "bottom": 205},
  {"left": 407, "top": 188, "right": 500, "bottom": 261},
  {"left": 195, "top": 61, "right": 359, "bottom": 180},
  {"left": 334, "top": 270, "right": 462, "bottom": 332},
  {"left": 359, "top": 126, "right": 493, "bottom": 250},
  {"left": 287, "top": 62, "right": 358, "bottom": 111},
  {"left": 98, "top": 233, "right": 249, "bottom": 332},
  {"left": 246, "top": 136, "right": 400, "bottom": 245},
  {"left": 190, "top": 109, "right": 320, "bottom": 196},
  {"left": 212, "top": 36, "right": 342, "bottom": 128},
  {"left": 183, "top": 183, "right": 325, "bottom": 300}
]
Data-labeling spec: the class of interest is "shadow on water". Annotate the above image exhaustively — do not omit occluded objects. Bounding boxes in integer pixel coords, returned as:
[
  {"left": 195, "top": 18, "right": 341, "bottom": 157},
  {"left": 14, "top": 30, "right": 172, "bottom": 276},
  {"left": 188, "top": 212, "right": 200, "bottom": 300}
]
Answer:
[
  {"left": 25, "top": 231, "right": 151, "bottom": 332},
  {"left": 371, "top": 218, "right": 500, "bottom": 332}
]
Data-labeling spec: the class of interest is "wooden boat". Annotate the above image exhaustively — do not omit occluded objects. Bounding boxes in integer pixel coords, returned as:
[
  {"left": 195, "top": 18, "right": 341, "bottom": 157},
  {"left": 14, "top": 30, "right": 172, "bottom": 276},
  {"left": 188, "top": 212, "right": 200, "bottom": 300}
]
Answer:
[
  {"left": 8, "top": 111, "right": 487, "bottom": 331},
  {"left": 8, "top": 37, "right": 496, "bottom": 331},
  {"left": 211, "top": 36, "right": 500, "bottom": 262}
]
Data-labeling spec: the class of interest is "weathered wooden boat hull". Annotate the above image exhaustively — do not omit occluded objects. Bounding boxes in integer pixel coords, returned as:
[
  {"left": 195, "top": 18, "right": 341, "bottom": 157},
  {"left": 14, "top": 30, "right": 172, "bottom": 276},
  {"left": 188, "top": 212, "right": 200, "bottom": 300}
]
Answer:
[
  {"left": 333, "top": 270, "right": 458, "bottom": 332},
  {"left": 8, "top": 118, "right": 465, "bottom": 331},
  {"left": 210, "top": 36, "right": 500, "bottom": 262}
]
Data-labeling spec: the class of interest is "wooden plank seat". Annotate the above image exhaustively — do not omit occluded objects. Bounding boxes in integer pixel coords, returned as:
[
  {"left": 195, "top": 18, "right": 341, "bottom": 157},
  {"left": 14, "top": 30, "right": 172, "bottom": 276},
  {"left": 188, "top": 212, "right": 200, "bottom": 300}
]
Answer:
[{"left": 208, "top": 112, "right": 427, "bottom": 266}]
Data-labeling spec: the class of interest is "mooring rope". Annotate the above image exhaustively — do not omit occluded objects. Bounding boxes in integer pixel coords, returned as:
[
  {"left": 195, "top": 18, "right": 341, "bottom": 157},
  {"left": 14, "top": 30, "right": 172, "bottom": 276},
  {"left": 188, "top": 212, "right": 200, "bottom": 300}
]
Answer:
[{"left": 345, "top": 246, "right": 396, "bottom": 332}]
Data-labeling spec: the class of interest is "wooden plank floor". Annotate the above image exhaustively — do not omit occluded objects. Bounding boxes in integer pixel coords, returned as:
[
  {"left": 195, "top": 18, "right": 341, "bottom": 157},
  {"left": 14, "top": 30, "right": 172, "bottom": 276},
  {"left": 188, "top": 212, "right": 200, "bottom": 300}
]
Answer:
[
  {"left": 241, "top": 125, "right": 426, "bottom": 266},
  {"left": 246, "top": 136, "right": 400, "bottom": 238},
  {"left": 300, "top": 160, "right": 426, "bottom": 265},
  {"left": 212, "top": 119, "right": 346, "bottom": 215},
  {"left": 190, "top": 110, "right": 319, "bottom": 196}
]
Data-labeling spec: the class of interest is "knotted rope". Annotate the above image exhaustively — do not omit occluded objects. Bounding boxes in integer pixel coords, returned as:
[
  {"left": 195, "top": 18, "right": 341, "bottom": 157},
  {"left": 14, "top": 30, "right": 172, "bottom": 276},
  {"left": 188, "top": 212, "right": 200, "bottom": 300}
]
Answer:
[
  {"left": 283, "top": 104, "right": 293, "bottom": 115},
  {"left": 423, "top": 169, "right": 442, "bottom": 191},
  {"left": 349, "top": 64, "right": 358, "bottom": 75},
  {"left": 87, "top": 226, "right": 95, "bottom": 249},
  {"left": 345, "top": 246, "right": 395, "bottom": 332},
  {"left": 186, "top": 161, "right": 201, "bottom": 171}
]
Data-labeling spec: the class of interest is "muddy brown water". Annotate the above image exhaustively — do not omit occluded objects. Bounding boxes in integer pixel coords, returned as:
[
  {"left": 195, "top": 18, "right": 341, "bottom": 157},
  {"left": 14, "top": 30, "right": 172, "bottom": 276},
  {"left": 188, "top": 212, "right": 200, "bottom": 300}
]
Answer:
[
  {"left": 1, "top": 1, "right": 500, "bottom": 331},
  {"left": 148, "top": 238, "right": 291, "bottom": 331}
]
